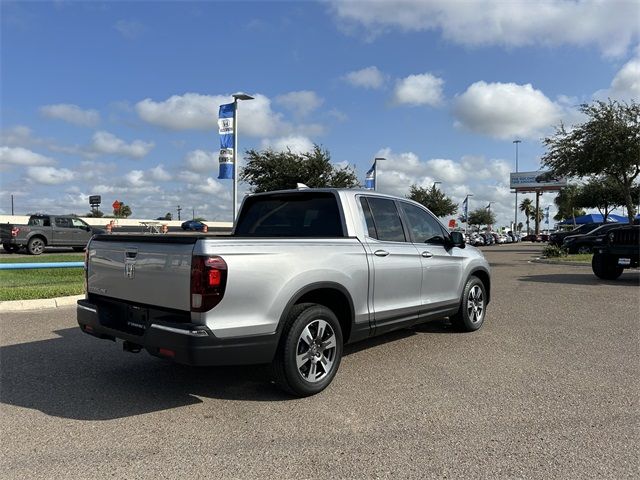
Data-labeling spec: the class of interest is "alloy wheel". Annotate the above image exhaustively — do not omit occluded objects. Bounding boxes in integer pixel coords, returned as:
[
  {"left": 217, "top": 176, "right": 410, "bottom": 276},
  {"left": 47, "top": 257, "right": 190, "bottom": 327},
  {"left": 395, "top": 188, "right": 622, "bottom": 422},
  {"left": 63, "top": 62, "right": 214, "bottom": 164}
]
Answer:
[
  {"left": 295, "top": 319, "right": 337, "bottom": 383},
  {"left": 466, "top": 285, "right": 484, "bottom": 324}
]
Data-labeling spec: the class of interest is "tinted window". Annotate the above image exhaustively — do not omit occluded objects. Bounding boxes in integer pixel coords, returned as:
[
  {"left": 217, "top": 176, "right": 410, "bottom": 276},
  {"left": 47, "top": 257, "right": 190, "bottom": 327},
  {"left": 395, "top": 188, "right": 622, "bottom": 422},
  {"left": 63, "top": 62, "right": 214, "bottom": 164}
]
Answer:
[
  {"left": 359, "top": 197, "right": 377, "bottom": 238},
  {"left": 55, "top": 217, "right": 71, "bottom": 228},
  {"left": 400, "top": 202, "right": 447, "bottom": 244},
  {"left": 235, "top": 193, "right": 343, "bottom": 237},
  {"left": 366, "top": 197, "right": 406, "bottom": 242},
  {"left": 28, "top": 216, "right": 50, "bottom": 227}
]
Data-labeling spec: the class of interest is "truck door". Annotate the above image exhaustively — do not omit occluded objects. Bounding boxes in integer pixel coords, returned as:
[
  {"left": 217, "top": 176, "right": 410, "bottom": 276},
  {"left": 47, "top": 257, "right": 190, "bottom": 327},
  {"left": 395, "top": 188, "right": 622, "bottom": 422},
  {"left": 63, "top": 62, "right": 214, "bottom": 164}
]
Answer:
[
  {"left": 53, "top": 217, "right": 72, "bottom": 245},
  {"left": 359, "top": 196, "right": 422, "bottom": 334},
  {"left": 398, "top": 201, "right": 464, "bottom": 311},
  {"left": 70, "top": 218, "right": 91, "bottom": 246}
]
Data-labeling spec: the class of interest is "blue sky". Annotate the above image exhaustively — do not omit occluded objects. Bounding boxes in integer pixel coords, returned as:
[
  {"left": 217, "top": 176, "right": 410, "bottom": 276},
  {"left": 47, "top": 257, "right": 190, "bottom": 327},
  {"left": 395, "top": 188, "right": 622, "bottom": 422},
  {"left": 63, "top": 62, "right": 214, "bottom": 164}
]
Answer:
[{"left": 1, "top": 0, "right": 639, "bottom": 226}]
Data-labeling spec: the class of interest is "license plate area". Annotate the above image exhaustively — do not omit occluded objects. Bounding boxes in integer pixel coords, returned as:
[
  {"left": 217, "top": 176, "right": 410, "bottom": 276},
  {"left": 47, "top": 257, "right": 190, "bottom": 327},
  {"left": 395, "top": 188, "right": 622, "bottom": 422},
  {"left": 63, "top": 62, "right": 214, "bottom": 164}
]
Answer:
[
  {"left": 126, "top": 305, "right": 149, "bottom": 334},
  {"left": 618, "top": 257, "right": 631, "bottom": 266}
]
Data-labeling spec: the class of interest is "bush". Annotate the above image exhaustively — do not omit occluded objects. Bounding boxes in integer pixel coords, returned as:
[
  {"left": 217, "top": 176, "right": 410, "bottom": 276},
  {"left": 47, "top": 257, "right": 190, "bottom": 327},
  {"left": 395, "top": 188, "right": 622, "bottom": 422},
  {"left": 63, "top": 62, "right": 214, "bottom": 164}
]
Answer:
[{"left": 542, "top": 245, "right": 567, "bottom": 258}]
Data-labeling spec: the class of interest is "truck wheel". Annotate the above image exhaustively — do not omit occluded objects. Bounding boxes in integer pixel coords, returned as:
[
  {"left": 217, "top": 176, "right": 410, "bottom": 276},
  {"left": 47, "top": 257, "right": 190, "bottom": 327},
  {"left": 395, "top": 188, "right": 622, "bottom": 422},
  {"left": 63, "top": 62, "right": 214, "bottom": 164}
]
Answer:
[
  {"left": 577, "top": 245, "right": 592, "bottom": 254},
  {"left": 27, "top": 237, "right": 45, "bottom": 255},
  {"left": 2, "top": 243, "right": 19, "bottom": 253},
  {"left": 272, "top": 303, "right": 343, "bottom": 397},
  {"left": 450, "top": 276, "right": 486, "bottom": 332},
  {"left": 592, "top": 253, "right": 623, "bottom": 280},
  {"left": 72, "top": 247, "right": 85, "bottom": 252}
]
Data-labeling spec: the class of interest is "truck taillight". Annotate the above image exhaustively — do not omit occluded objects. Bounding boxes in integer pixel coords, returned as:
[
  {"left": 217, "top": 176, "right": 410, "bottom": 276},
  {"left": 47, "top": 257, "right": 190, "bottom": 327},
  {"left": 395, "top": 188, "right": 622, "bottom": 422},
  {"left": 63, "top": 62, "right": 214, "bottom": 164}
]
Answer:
[
  {"left": 11, "top": 227, "right": 19, "bottom": 237},
  {"left": 190, "top": 256, "right": 227, "bottom": 312},
  {"left": 84, "top": 249, "right": 89, "bottom": 294}
]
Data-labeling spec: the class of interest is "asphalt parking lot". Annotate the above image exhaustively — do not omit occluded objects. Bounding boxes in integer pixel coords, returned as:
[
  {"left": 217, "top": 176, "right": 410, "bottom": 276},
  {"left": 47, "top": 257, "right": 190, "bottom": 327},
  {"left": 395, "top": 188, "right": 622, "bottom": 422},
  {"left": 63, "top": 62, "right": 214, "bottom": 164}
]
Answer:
[{"left": 1, "top": 244, "right": 638, "bottom": 479}]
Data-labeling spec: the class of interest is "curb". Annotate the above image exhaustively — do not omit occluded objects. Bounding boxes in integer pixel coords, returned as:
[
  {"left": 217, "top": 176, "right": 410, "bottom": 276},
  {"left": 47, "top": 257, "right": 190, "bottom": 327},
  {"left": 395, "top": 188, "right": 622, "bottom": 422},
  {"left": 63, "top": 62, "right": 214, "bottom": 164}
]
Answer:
[
  {"left": 0, "top": 294, "right": 83, "bottom": 313},
  {"left": 530, "top": 258, "right": 591, "bottom": 267}
]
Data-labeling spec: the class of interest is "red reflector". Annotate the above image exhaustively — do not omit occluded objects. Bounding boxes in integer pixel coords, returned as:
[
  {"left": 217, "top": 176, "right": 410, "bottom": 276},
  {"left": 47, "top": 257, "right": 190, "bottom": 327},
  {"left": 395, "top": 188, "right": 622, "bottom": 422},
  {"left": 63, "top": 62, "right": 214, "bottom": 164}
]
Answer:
[
  {"left": 159, "top": 348, "right": 175, "bottom": 358},
  {"left": 208, "top": 269, "right": 221, "bottom": 287},
  {"left": 84, "top": 325, "right": 94, "bottom": 333}
]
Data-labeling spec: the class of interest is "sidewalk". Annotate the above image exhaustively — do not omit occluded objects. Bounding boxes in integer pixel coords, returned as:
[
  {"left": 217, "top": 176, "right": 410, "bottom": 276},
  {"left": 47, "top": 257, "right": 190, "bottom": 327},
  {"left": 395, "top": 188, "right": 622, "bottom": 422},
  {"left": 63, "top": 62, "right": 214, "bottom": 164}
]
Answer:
[{"left": 0, "top": 295, "right": 83, "bottom": 313}]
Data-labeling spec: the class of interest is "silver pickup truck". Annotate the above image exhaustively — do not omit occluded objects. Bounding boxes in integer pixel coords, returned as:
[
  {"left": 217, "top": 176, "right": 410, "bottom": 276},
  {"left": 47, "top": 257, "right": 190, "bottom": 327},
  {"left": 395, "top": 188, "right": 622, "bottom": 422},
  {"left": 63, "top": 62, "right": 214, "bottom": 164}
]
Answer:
[{"left": 78, "top": 188, "right": 491, "bottom": 396}]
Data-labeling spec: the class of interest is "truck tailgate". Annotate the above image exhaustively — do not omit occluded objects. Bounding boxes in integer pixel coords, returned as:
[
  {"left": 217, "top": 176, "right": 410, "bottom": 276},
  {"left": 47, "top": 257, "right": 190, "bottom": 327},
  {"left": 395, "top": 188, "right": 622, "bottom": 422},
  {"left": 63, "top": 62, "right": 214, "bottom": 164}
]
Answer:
[{"left": 88, "top": 236, "right": 196, "bottom": 311}]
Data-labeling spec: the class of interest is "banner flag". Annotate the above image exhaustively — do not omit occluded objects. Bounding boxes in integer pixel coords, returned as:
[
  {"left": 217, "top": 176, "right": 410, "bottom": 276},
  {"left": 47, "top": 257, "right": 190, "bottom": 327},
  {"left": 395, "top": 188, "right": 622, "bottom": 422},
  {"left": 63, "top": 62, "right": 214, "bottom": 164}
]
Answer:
[
  {"left": 218, "top": 103, "right": 235, "bottom": 179},
  {"left": 461, "top": 197, "right": 468, "bottom": 221},
  {"left": 365, "top": 163, "right": 375, "bottom": 190}
]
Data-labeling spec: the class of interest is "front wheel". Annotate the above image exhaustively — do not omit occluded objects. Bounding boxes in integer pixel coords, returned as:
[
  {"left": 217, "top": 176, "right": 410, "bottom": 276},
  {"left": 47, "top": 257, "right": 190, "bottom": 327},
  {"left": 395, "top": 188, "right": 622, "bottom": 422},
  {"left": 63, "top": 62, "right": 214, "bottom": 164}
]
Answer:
[
  {"left": 450, "top": 277, "right": 487, "bottom": 332},
  {"left": 272, "top": 303, "right": 343, "bottom": 397},
  {"left": 592, "top": 253, "right": 623, "bottom": 280},
  {"left": 577, "top": 245, "right": 592, "bottom": 254}
]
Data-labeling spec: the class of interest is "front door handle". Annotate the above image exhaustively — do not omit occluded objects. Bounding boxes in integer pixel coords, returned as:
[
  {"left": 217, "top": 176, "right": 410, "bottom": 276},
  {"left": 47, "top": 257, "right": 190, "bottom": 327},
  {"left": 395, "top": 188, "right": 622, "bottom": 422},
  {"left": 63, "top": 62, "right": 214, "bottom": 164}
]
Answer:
[
  {"left": 374, "top": 250, "right": 390, "bottom": 257},
  {"left": 421, "top": 251, "right": 433, "bottom": 258}
]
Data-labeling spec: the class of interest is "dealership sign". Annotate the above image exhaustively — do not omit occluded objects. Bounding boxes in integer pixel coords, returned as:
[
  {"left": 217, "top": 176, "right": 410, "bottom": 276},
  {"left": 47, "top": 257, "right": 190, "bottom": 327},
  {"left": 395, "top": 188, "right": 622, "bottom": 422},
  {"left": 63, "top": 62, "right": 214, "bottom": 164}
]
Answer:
[{"left": 510, "top": 171, "right": 567, "bottom": 191}]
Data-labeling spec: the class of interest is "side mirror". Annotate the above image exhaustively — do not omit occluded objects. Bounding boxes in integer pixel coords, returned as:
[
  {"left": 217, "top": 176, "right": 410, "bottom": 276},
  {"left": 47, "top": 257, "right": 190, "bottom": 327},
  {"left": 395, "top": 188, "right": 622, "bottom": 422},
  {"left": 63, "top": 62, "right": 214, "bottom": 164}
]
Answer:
[{"left": 450, "top": 231, "right": 465, "bottom": 248}]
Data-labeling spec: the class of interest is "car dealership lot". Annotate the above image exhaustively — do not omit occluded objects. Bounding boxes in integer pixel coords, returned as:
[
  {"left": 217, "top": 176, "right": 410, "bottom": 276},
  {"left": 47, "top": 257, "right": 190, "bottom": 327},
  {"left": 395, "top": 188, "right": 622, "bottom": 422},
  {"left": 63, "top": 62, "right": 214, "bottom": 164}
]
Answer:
[{"left": 1, "top": 244, "right": 638, "bottom": 479}]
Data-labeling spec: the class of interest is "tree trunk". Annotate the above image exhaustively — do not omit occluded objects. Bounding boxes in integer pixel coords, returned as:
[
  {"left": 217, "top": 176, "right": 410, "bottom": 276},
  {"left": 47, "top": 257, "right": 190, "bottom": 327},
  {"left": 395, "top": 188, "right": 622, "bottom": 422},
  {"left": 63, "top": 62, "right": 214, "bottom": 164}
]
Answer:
[{"left": 534, "top": 191, "right": 541, "bottom": 235}]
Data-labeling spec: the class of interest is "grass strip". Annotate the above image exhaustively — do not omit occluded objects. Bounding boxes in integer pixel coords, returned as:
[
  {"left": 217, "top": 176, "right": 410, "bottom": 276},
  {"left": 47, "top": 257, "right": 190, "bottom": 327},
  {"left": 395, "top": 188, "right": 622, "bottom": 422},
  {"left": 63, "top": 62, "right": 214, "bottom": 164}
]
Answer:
[
  {"left": 0, "top": 268, "right": 84, "bottom": 301},
  {"left": 544, "top": 253, "right": 593, "bottom": 264},
  {"left": 0, "top": 254, "right": 84, "bottom": 264}
]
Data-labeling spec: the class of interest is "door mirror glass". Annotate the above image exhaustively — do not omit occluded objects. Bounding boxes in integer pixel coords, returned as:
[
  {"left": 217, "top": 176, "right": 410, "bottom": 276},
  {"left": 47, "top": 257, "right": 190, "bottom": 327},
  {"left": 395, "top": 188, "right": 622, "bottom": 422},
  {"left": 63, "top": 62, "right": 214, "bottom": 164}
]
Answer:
[{"left": 450, "top": 231, "right": 465, "bottom": 248}]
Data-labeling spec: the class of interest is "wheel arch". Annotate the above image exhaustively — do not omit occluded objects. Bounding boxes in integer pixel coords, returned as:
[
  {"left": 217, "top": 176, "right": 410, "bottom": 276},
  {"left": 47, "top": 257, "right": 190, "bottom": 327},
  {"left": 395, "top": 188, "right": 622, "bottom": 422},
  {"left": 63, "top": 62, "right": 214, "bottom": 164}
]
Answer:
[
  {"left": 469, "top": 267, "right": 491, "bottom": 304},
  {"left": 278, "top": 282, "right": 355, "bottom": 344},
  {"left": 27, "top": 233, "right": 48, "bottom": 246}
]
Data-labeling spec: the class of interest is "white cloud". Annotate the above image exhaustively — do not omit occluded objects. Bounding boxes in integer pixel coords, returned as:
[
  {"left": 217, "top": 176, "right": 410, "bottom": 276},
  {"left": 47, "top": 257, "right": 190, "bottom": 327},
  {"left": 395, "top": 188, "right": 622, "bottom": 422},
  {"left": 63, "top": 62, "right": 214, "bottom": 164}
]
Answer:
[
  {"left": 40, "top": 104, "right": 100, "bottom": 127},
  {"left": 344, "top": 66, "right": 386, "bottom": 89},
  {"left": 276, "top": 91, "right": 323, "bottom": 117},
  {"left": 90, "top": 131, "right": 154, "bottom": 159},
  {"left": 135, "top": 93, "right": 283, "bottom": 137},
  {"left": 184, "top": 150, "right": 218, "bottom": 173},
  {"left": 26, "top": 166, "right": 74, "bottom": 185},
  {"left": 0, "top": 146, "right": 56, "bottom": 166},
  {"left": 149, "top": 164, "right": 171, "bottom": 182},
  {"left": 392, "top": 73, "right": 444, "bottom": 107},
  {"left": 425, "top": 158, "right": 467, "bottom": 183},
  {"left": 329, "top": 0, "right": 640, "bottom": 57},
  {"left": 260, "top": 135, "right": 315, "bottom": 155},
  {"left": 193, "top": 177, "right": 227, "bottom": 196},
  {"left": 595, "top": 54, "right": 640, "bottom": 101},
  {"left": 0, "top": 125, "right": 34, "bottom": 146},
  {"left": 125, "top": 170, "right": 147, "bottom": 187},
  {"left": 114, "top": 19, "right": 146, "bottom": 39},
  {"left": 453, "top": 81, "right": 561, "bottom": 139}
]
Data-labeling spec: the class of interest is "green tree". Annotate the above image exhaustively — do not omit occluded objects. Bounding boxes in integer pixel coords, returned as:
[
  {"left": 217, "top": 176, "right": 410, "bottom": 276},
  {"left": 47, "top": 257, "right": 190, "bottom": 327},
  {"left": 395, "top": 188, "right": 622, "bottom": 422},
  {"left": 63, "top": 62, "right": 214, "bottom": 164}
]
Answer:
[
  {"left": 157, "top": 212, "right": 172, "bottom": 221},
  {"left": 519, "top": 198, "right": 534, "bottom": 234},
  {"left": 240, "top": 144, "right": 360, "bottom": 193},
  {"left": 574, "top": 176, "right": 626, "bottom": 223},
  {"left": 114, "top": 204, "right": 132, "bottom": 218},
  {"left": 542, "top": 100, "right": 640, "bottom": 223},
  {"left": 517, "top": 222, "right": 523, "bottom": 233},
  {"left": 406, "top": 184, "right": 458, "bottom": 217},
  {"left": 553, "top": 185, "right": 585, "bottom": 225},
  {"left": 86, "top": 209, "right": 104, "bottom": 218},
  {"left": 467, "top": 208, "right": 495, "bottom": 228}
]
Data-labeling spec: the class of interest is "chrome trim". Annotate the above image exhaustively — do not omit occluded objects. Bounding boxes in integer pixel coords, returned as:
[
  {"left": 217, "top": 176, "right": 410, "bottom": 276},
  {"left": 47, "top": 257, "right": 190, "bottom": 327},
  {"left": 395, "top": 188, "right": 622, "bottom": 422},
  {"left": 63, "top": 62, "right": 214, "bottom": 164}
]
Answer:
[
  {"left": 77, "top": 304, "right": 97, "bottom": 314},
  {"left": 150, "top": 324, "right": 210, "bottom": 337}
]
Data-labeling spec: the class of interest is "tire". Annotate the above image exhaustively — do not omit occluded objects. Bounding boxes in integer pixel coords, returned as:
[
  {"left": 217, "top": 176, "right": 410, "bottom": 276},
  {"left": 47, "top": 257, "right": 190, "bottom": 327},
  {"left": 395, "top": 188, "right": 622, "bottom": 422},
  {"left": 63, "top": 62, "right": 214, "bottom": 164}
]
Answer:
[
  {"left": 272, "top": 303, "right": 343, "bottom": 397},
  {"left": 27, "top": 237, "right": 46, "bottom": 255},
  {"left": 577, "top": 245, "right": 592, "bottom": 254},
  {"left": 72, "top": 247, "right": 85, "bottom": 252},
  {"left": 450, "top": 276, "right": 487, "bottom": 332},
  {"left": 592, "top": 253, "right": 623, "bottom": 280},
  {"left": 2, "top": 243, "right": 19, "bottom": 253}
]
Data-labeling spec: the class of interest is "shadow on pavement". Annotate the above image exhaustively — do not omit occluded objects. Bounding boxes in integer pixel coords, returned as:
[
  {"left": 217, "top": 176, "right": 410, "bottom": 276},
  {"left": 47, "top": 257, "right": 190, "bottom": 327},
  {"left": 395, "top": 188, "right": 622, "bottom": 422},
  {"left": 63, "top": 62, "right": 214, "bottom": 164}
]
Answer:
[
  {"left": 518, "top": 271, "right": 640, "bottom": 286},
  {"left": 0, "top": 319, "right": 454, "bottom": 420}
]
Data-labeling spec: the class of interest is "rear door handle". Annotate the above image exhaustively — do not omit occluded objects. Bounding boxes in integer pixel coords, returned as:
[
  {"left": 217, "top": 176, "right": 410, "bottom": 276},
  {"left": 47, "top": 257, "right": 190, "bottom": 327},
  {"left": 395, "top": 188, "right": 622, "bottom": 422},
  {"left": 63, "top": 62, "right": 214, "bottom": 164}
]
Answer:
[
  {"left": 374, "top": 250, "right": 390, "bottom": 257},
  {"left": 421, "top": 251, "right": 433, "bottom": 258}
]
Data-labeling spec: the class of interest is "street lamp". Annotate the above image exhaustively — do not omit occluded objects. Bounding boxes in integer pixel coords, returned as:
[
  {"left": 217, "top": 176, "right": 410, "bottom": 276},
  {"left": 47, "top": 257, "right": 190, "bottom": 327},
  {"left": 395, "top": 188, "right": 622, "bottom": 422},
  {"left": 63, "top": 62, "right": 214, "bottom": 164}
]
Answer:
[
  {"left": 432, "top": 181, "right": 442, "bottom": 190},
  {"left": 464, "top": 193, "right": 473, "bottom": 233},
  {"left": 373, "top": 157, "right": 385, "bottom": 191},
  {"left": 231, "top": 93, "right": 254, "bottom": 223},
  {"left": 513, "top": 140, "right": 521, "bottom": 231}
]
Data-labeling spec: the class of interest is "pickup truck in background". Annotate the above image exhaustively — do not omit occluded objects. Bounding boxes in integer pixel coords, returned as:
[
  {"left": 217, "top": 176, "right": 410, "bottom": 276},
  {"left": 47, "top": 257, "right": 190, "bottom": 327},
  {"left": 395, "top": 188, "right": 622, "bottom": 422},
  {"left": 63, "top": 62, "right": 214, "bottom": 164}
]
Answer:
[
  {"left": 592, "top": 224, "right": 639, "bottom": 279},
  {"left": 78, "top": 189, "right": 491, "bottom": 396},
  {"left": 1, "top": 214, "right": 103, "bottom": 254}
]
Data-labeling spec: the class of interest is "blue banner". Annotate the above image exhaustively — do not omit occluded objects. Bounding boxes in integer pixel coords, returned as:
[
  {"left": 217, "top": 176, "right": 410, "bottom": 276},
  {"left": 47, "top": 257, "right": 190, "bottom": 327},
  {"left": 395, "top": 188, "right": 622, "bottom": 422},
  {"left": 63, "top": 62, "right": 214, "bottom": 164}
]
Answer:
[
  {"left": 461, "top": 197, "right": 468, "bottom": 222},
  {"left": 218, "top": 103, "right": 235, "bottom": 179},
  {"left": 365, "top": 163, "right": 375, "bottom": 189}
]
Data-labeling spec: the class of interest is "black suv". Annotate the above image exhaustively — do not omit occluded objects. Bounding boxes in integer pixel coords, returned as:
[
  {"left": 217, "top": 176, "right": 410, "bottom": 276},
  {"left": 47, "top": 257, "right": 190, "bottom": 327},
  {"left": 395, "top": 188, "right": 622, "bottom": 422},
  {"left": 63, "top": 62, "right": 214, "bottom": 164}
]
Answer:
[
  {"left": 549, "top": 223, "right": 603, "bottom": 246},
  {"left": 592, "top": 225, "right": 639, "bottom": 280},
  {"left": 562, "top": 223, "right": 627, "bottom": 254}
]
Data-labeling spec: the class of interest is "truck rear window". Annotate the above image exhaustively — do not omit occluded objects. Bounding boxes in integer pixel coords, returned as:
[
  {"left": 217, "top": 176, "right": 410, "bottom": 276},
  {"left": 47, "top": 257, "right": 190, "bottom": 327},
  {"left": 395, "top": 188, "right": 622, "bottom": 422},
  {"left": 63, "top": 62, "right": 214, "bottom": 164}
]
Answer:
[{"left": 235, "top": 192, "right": 345, "bottom": 237}]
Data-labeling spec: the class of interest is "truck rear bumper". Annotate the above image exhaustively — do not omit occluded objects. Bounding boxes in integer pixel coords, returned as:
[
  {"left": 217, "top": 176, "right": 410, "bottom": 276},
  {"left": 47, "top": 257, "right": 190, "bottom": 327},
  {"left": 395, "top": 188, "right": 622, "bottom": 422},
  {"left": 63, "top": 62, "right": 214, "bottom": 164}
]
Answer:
[{"left": 77, "top": 299, "right": 279, "bottom": 366}]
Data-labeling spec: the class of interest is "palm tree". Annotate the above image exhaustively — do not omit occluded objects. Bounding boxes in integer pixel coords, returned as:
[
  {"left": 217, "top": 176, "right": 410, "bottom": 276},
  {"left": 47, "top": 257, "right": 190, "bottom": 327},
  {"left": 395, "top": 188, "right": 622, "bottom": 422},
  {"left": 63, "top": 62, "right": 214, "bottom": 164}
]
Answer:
[{"left": 519, "top": 198, "right": 533, "bottom": 234}]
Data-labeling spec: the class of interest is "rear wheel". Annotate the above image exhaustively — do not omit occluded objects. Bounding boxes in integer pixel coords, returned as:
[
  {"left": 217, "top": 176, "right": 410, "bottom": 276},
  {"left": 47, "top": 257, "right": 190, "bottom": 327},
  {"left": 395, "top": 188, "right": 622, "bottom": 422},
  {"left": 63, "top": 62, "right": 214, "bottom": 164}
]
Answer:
[
  {"left": 450, "top": 276, "right": 487, "bottom": 332},
  {"left": 72, "top": 246, "right": 85, "bottom": 252},
  {"left": 27, "top": 237, "right": 45, "bottom": 255},
  {"left": 577, "top": 245, "right": 592, "bottom": 254},
  {"left": 272, "top": 303, "right": 343, "bottom": 397},
  {"left": 592, "top": 253, "right": 623, "bottom": 280}
]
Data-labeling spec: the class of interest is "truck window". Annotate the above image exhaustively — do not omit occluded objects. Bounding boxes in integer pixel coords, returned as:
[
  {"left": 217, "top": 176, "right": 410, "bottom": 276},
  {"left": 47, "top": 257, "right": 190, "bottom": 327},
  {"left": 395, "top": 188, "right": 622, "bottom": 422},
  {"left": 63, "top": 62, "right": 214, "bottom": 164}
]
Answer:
[
  {"left": 71, "top": 218, "right": 88, "bottom": 229},
  {"left": 235, "top": 192, "right": 344, "bottom": 237},
  {"left": 364, "top": 197, "right": 406, "bottom": 242},
  {"left": 55, "top": 217, "right": 72, "bottom": 228},
  {"left": 399, "top": 202, "right": 447, "bottom": 244},
  {"left": 28, "top": 216, "right": 50, "bottom": 227}
]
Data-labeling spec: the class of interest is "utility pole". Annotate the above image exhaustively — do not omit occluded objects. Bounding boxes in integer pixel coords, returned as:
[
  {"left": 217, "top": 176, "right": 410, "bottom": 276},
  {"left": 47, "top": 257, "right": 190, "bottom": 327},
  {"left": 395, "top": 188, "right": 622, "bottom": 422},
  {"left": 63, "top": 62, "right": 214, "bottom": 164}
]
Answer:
[
  {"left": 513, "top": 140, "right": 521, "bottom": 233},
  {"left": 11, "top": 194, "right": 14, "bottom": 215},
  {"left": 177, "top": 205, "right": 182, "bottom": 221}
]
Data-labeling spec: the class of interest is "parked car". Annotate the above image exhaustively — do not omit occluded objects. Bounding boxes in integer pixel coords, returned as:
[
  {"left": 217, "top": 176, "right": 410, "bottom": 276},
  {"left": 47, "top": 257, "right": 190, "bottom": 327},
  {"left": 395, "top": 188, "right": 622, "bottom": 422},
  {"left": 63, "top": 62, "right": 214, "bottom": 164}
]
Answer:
[
  {"left": 0, "top": 214, "right": 103, "bottom": 255},
  {"left": 592, "top": 225, "right": 639, "bottom": 279},
  {"left": 562, "top": 223, "right": 626, "bottom": 254},
  {"left": 78, "top": 188, "right": 491, "bottom": 396},
  {"left": 548, "top": 223, "right": 603, "bottom": 246},
  {"left": 181, "top": 220, "right": 207, "bottom": 231},
  {"left": 521, "top": 234, "right": 541, "bottom": 242}
]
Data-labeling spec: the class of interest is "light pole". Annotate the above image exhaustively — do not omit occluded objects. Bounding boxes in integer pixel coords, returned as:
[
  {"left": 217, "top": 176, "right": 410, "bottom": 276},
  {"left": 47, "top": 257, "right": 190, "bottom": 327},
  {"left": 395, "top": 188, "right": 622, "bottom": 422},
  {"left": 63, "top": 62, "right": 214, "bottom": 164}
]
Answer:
[
  {"left": 232, "top": 93, "right": 254, "bottom": 224},
  {"left": 486, "top": 201, "right": 495, "bottom": 231},
  {"left": 464, "top": 193, "right": 473, "bottom": 233},
  {"left": 373, "top": 157, "right": 385, "bottom": 191},
  {"left": 513, "top": 140, "right": 521, "bottom": 232},
  {"left": 432, "top": 181, "right": 442, "bottom": 190},
  {"left": 176, "top": 205, "right": 182, "bottom": 221}
]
